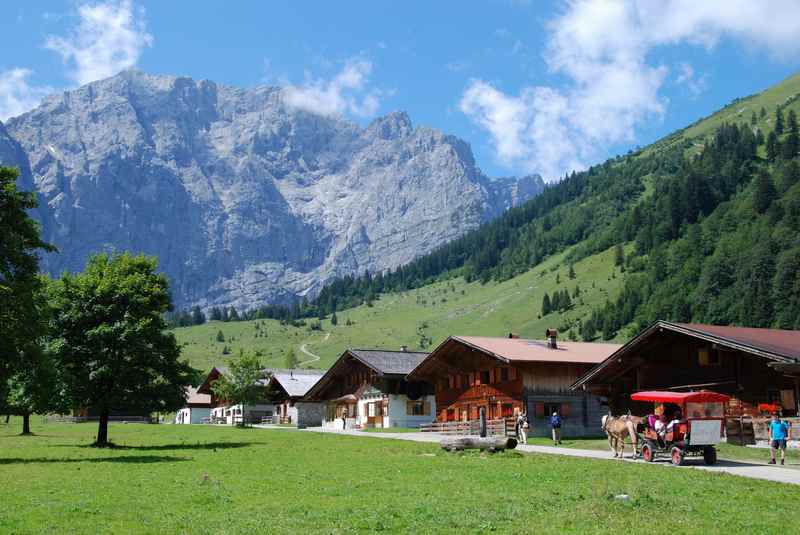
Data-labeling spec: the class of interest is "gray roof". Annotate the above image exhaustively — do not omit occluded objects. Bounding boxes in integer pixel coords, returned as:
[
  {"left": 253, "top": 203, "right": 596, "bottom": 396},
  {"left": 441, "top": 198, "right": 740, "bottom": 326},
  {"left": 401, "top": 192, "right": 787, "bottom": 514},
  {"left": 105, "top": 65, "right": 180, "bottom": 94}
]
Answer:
[
  {"left": 268, "top": 369, "right": 325, "bottom": 398},
  {"left": 348, "top": 349, "right": 429, "bottom": 376}
]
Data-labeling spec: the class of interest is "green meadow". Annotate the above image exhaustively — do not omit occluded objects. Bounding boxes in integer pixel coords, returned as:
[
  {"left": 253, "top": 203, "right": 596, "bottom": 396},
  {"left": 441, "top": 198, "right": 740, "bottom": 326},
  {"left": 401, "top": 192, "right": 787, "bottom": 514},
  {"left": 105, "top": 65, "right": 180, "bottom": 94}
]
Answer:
[
  {"left": 174, "top": 244, "right": 626, "bottom": 373},
  {"left": 1, "top": 420, "right": 798, "bottom": 534}
]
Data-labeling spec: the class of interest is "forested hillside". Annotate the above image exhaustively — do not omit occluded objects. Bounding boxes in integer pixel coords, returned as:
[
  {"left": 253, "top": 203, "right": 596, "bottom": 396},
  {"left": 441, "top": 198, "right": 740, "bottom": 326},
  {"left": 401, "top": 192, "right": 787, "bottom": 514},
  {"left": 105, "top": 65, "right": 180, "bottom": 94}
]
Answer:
[{"left": 306, "top": 73, "right": 800, "bottom": 338}]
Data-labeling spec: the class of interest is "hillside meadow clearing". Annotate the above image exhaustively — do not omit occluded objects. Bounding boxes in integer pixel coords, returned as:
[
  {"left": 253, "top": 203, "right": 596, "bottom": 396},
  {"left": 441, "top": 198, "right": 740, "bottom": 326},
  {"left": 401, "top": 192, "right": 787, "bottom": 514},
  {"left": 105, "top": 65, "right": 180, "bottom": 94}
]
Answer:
[
  {"left": 1, "top": 420, "right": 798, "bottom": 534},
  {"left": 174, "top": 244, "right": 627, "bottom": 372}
]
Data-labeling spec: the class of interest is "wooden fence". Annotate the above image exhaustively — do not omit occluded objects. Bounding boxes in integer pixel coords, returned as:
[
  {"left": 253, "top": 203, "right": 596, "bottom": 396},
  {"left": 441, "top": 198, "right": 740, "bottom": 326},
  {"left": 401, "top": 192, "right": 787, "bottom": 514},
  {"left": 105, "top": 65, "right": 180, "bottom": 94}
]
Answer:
[
  {"left": 726, "top": 416, "right": 800, "bottom": 445},
  {"left": 419, "top": 417, "right": 516, "bottom": 437}
]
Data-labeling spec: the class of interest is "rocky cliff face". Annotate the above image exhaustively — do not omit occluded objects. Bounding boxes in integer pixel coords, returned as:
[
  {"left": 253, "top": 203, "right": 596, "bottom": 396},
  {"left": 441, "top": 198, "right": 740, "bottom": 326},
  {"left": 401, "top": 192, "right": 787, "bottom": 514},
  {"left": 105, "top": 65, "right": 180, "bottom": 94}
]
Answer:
[{"left": 3, "top": 70, "right": 543, "bottom": 310}]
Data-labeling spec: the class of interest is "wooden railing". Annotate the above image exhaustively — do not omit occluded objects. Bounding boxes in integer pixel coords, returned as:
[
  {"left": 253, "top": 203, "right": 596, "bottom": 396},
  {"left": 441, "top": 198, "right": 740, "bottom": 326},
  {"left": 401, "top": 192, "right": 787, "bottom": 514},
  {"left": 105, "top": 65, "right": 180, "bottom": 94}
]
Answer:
[{"left": 419, "top": 417, "right": 516, "bottom": 437}]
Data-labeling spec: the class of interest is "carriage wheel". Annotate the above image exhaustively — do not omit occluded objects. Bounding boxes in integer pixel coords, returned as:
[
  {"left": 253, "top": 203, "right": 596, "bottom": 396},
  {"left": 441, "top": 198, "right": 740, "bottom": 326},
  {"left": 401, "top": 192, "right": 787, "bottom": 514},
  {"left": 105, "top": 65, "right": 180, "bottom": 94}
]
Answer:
[
  {"left": 671, "top": 447, "right": 685, "bottom": 466},
  {"left": 641, "top": 442, "right": 656, "bottom": 463},
  {"left": 703, "top": 446, "right": 717, "bottom": 465}
]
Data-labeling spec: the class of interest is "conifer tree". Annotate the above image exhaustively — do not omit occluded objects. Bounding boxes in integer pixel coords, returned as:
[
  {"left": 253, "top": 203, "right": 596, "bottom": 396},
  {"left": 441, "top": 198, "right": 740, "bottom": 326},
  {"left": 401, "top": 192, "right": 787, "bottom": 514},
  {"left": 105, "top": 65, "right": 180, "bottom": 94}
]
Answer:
[
  {"left": 568, "top": 264, "right": 576, "bottom": 279},
  {"left": 614, "top": 243, "right": 625, "bottom": 266},
  {"left": 753, "top": 170, "right": 777, "bottom": 214},
  {"left": 775, "top": 108, "right": 785, "bottom": 135},
  {"left": 541, "top": 293, "right": 552, "bottom": 316},
  {"left": 767, "top": 131, "right": 779, "bottom": 161}
]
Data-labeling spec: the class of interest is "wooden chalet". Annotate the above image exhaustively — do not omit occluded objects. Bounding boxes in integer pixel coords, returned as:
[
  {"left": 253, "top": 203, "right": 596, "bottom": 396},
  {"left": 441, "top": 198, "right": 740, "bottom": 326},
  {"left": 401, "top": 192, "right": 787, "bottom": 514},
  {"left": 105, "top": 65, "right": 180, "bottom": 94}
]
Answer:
[
  {"left": 196, "top": 366, "right": 274, "bottom": 424},
  {"left": 264, "top": 369, "right": 325, "bottom": 428},
  {"left": 303, "top": 348, "right": 435, "bottom": 429},
  {"left": 571, "top": 321, "right": 800, "bottom": 417},
  {"left": 406, "top": 332, "right": 620, "bottom": 437}
]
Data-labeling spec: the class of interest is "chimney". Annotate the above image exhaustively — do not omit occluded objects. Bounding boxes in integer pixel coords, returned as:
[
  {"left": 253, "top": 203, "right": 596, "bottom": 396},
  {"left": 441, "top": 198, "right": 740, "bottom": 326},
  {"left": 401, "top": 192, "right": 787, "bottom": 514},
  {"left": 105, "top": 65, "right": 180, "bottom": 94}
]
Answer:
[
  {"left": 546, "top": 328, "right": 558, "bottom": 349},
  {"left": 508, "top": 333, "right": 520, "bottom": 339},
  {"left": 400, "top": 345, "right": 408, "bottom": 352}
]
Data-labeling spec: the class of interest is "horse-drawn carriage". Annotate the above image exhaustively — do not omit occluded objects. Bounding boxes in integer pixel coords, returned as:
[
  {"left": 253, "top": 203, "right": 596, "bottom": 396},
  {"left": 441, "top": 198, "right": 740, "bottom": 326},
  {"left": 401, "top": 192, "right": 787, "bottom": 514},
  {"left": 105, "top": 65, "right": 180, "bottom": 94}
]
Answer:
[{"left": 631, "top": 391, "right": 729, "bottom": 466}]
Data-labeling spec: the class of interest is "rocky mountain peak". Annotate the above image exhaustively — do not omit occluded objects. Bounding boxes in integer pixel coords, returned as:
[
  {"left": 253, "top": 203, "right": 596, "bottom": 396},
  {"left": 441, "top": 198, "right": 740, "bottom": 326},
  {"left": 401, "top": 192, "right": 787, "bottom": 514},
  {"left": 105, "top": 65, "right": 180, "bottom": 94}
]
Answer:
[{"left": 2, "top": 71, "right": 543, "bottom": 311}]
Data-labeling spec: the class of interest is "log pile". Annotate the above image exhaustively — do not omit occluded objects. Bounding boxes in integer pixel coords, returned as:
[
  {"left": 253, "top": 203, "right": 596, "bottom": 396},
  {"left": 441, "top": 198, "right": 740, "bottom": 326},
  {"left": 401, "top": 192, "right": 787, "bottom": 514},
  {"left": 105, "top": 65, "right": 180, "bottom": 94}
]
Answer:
[{"left": 440, "top": 436, "right": 518, "bottom": 452}]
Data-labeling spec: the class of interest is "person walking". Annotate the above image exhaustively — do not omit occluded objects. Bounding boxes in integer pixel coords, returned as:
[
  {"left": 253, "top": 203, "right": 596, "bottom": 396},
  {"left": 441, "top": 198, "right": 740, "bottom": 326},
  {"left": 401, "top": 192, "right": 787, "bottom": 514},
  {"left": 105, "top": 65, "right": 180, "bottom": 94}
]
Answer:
[
  {"left": 517, "top": 412, "right": 529, "bottom": 445},
  {"left": 550, "top": 411, "right": 562, "bottom": 445},
  {"left": 768, "top": 412, "right": 789, "bottom": 465}
]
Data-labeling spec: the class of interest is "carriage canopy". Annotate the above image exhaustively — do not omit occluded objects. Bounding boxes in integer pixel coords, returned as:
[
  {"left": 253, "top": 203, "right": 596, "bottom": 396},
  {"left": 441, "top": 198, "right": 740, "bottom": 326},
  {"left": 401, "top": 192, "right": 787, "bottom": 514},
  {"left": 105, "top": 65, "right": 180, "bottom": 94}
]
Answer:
[{"left": 630, "top": 391, "right": 730, "bottom": 405}]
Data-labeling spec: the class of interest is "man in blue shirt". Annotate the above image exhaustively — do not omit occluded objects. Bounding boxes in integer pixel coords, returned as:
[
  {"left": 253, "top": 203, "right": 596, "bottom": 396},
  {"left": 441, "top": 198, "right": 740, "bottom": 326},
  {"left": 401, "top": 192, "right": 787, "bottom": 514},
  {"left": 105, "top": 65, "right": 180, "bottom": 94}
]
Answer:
[
  {"left": 768, "top": 413, "right": 790, "bottom": 465},
  {"left": 550, "top": 411, "right": 562, "bottom": 445}
]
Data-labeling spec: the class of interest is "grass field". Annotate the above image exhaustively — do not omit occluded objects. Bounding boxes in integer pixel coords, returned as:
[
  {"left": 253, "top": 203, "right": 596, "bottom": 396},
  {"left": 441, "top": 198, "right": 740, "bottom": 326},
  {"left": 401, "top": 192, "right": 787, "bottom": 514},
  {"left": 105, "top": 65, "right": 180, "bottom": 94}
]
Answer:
[
  {"left": 173, "top": 244, "right": 626, "bottom": 373},
  {"left": 1, "top": 420, "right": 798, "bottom": 534}
]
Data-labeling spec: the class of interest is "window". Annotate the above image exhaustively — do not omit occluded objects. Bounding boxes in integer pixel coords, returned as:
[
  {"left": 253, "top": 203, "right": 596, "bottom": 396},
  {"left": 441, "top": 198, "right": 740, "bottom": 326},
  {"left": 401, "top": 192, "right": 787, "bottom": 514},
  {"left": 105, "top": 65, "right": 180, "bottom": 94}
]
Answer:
[
  {"left": 499, "top": 367, "right": 510, "bottom": 382},
  {"left": 407, "top": 401, "right": 425, "bottom": 416},
  {"left": 368, "top": 403, "right": 376, "bottom": 417},
  {"left": 462, "top": 374, "right": 470, "bottom": 388},
  {"left": 480, "top": 370, "right": 490, "bottom": 385},
  {"left": 698, "top": 347, "right": 721, "bottom": 366}
]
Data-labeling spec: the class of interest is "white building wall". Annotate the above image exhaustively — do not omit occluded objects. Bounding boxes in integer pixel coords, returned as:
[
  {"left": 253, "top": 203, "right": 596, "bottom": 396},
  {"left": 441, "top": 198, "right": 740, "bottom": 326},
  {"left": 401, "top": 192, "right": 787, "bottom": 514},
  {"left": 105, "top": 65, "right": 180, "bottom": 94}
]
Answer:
[
  {"left": 386, "top": 394, "right": 436, "bottom": 429},
  {"left": 210, "top": 404, "right": 274, "bottom": 425},
  {"left": 175, "top": 407, "right": 211, "bottom": 424}
]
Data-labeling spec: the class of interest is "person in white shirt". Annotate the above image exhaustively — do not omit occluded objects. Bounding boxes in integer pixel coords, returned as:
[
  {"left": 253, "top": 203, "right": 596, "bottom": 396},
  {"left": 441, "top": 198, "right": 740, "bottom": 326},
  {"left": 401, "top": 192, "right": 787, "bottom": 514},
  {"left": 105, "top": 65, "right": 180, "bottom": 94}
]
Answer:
[{"left": 666, "top": 410, "right": 683, "bottom": 434}]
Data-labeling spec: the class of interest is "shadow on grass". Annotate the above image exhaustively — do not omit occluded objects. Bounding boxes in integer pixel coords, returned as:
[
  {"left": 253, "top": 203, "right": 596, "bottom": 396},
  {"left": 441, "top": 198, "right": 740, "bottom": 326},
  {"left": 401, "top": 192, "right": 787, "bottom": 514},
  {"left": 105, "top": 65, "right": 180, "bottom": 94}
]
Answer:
[
  {"left": 0, "top": 455, "right": 190, "bottom": 465},
  {"left": 54, "top": 441, "right": 256, "bottom": 451},
  {"left": 111, "top": 441, "right": 256, "bottom": 452}
]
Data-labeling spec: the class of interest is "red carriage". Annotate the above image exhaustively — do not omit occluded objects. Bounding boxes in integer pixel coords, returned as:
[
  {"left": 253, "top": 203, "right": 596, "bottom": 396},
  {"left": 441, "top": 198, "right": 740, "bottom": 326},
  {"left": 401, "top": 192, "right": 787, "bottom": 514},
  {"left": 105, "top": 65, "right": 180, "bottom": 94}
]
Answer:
[{"left": 631, "top": 391, "right": 729, "bottom": 466}]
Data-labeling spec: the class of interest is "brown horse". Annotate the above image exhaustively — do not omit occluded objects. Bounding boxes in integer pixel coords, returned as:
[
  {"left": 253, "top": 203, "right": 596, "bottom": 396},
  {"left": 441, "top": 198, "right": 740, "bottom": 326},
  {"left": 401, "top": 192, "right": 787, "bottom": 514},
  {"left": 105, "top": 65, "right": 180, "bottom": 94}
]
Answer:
[{"left": 601, "top": 414, "right": 641, "bottom": 459}]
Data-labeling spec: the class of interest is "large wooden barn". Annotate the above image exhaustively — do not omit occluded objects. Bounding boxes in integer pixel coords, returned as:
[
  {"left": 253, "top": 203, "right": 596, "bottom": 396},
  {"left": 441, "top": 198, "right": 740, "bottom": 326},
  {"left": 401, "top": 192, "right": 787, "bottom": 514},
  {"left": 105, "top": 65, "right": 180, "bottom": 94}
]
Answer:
[
  {"left": 571, "top": 321, "right": 800, "bottom": 417},
  {"left": 406, "top": 332, "right": 621, "bottom": 437},
  {"left": 303, "top": 348, "right": 435, "bottom": 429}
]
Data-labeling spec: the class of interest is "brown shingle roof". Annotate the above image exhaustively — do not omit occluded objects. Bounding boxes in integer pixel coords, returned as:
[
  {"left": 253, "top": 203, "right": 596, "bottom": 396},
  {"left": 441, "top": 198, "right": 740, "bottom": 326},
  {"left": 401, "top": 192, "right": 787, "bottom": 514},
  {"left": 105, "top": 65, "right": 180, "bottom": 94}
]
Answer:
[
  {"left": 185, "top": 386, "right": 211, "bottom": 406},
  {"left": 674, "top": 323, "right": 800, "bottom": 360},
  {"left": 570, "top": 321, "right": 800, "bottom": 390},
  {"left": 453, "top": 336, "right": 621, "bottom": 364}
]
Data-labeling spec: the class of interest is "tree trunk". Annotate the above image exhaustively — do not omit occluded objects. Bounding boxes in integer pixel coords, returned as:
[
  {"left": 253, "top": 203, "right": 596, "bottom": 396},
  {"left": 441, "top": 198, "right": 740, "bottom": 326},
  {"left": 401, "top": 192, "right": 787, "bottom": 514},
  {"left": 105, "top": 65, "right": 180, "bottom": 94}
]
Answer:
[
  {"left": 21, "top": 413, "right": 31, "bottom": 435},
  {"left": 4, "top": 414, "right": 9, "bottom": 424},
  {"left": 440, "top": 436, "right": 518, "bottom": 452},
  {"left": 95, "top": 407, "right": 110, "bottom": 447}
]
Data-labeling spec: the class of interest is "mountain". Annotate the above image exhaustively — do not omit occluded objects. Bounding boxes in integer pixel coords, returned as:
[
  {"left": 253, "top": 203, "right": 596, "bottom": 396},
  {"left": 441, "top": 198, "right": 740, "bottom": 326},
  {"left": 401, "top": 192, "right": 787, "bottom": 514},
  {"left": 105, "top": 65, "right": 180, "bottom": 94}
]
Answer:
[
  {"left": 1, "top": 70, "right": 543, "bottom": 310},
  {"left": 168, "top": 73, "right": 800, "bottom": 372}
]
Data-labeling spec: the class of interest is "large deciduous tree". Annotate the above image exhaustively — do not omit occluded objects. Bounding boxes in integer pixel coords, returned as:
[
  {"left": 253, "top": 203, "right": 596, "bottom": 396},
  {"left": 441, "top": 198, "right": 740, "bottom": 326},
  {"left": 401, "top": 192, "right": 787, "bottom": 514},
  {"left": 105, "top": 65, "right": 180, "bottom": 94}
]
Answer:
[
  {"left": 51, "top": 253, "right": 193, "bottom": 446},
  {"left": 0, "top": 166, "right": 53, "bottom": 383},
  {"left": 1, "top": 277, "right": 67, "bottom": 435}
]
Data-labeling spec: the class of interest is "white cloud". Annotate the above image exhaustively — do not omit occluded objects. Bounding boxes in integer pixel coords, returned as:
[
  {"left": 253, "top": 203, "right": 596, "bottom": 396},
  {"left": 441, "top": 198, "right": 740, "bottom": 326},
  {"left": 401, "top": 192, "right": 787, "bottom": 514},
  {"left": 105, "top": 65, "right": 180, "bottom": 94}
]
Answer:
[
  {"left": 44, "top": 0, "right": 152, "bottom": 85},
  {"left": 461, "top": 0, "right": 800, "bottom": 181},
  {"left": 675, "top": 62, "right": 707, "bottom": 97},
  {"left": 0, "top": 69, "right": 53, "bottom": 121},
  {"left": 282, "top": 59, "right": 383, "bottom": 118}
]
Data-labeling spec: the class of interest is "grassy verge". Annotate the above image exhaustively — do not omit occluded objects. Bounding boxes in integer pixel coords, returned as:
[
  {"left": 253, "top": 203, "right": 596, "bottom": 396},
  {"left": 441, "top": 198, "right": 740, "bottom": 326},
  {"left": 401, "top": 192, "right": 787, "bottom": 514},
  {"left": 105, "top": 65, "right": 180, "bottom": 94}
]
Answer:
[
  {"left": 1, "top": 419, "right": 798, "bottom": 534},
  {"left": 358, "top": 427, "right": 420, "bottom": 433}
]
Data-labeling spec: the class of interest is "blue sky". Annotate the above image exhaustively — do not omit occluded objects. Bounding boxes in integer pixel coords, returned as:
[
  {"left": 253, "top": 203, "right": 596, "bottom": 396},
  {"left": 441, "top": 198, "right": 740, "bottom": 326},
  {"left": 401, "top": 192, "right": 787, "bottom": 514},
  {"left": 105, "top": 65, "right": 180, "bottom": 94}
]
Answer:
[{"left": 2, "top": 1, "right": 800, "bottom": 181}]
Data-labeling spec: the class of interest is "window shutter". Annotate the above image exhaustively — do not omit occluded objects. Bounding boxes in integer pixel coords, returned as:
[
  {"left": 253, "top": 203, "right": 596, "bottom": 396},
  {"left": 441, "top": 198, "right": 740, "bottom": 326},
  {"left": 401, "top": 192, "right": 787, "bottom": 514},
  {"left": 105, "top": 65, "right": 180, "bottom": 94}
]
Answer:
[
  {"left": 509, "top": 367, "right": 517, "bottom": 380},
  {"left": 561, "top": 403, "right": 571, "bottom": 418},
  {"left": 535, "top": 403, "right": 545, "bottom": 417},
  {"left": 489, "top": 368, "right": 495, "bottom": 383},
  {"left": 406, "top": 401, "right": 413, "bottom": 415},
  {"left": 469, "top": 373, "right": 475, "bottom": 386},
  {"left": 423, "top": 401, "right": 430, "bottom": 414}
]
